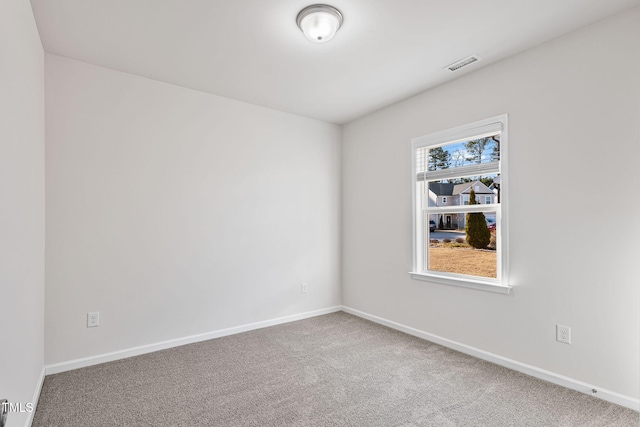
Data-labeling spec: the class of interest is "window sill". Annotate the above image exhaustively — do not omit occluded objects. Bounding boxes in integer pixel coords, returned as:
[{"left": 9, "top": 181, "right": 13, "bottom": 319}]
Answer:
[{"left": 409, "top": 272, "right": 511, "bottom": 294}]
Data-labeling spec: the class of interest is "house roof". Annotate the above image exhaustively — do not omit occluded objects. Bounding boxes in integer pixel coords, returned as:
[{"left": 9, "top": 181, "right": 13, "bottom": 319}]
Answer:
[
  {"left": 453, "top": 181, "right": 494, "bottom": 195},
  {"left": 428, "top": 182, "right": 455, "bottom": 196},
  {"left": 429, "top": 180, "right": 494, "bottom": 196}
]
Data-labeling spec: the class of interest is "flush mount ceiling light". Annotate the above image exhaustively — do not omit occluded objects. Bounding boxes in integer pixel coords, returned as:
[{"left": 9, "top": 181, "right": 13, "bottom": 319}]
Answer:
[{"left": 296, "top": 4, "right": 343, "bottom": 43}]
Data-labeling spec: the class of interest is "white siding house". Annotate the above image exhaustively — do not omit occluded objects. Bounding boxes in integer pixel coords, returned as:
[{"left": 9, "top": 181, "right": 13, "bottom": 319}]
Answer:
[{"left": 428, "top": 180, "right": 496, "bottom": 229}]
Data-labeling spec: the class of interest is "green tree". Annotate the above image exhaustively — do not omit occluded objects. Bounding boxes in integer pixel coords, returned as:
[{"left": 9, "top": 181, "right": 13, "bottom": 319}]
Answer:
[
  {"left": 465, "top": 189, "right": 491, "bottom": 249},
  {"left": 490, "top": 136, "right": 500, "bottom": 162},
  {"left": 428, "top": 147, "right": 451, "bottom": 171},
  {"left": 479, "top": 176, "right": 494, "bottom": 188},
  {"left": 465, "top": 138, "right": 490, "bottom": 164}
]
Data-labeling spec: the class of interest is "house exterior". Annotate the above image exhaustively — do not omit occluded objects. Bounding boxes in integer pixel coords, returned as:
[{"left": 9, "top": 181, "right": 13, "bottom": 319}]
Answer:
[{"left": 428, "top": 180, "right": 496, "bottom": 229}]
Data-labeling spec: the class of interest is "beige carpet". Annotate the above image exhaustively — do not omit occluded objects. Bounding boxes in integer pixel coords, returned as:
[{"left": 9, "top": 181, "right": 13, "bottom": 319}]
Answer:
[{"left": 33, "top": 312, "right": 638, "bottom": 426}]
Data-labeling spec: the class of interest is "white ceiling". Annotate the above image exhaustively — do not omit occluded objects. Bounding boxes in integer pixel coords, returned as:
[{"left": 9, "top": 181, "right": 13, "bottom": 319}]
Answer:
[{"left": 30, "top": 0, "right": 638, "bottom": 124}]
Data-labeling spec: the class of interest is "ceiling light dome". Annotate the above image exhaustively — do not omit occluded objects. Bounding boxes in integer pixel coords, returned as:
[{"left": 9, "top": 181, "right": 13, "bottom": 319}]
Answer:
[{"left": 296, "top": 4, "right": 343, "bottom": 43}]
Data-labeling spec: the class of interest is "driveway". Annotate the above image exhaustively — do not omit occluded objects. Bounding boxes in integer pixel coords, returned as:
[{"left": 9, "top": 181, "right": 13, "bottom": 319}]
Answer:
[{"left": 429, "top": 230, "right": 465, "bottom": 241}]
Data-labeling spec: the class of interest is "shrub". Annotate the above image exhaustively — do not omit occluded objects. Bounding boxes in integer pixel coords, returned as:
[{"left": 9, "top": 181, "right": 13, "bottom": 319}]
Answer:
[
  {"left": 465, "top": 189, "right": 491, "bottom": 249},
  {"left": 455, "top": 237, "right": 464, "bottom": 243},
  {"left": 430, "top": 239, "right": 440, "bottom": 244},
  {"left": 443, "top": 238, "right": 452, "bottom": 243}
]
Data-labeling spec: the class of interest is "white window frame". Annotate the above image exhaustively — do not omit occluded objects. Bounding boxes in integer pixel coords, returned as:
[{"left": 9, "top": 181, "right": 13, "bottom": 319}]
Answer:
[
  {"left": 410, "top": 114, "right": 510, "bottom": 294},
  {"left": 485, "top": 195, "right": 491, "bottom": 204}
]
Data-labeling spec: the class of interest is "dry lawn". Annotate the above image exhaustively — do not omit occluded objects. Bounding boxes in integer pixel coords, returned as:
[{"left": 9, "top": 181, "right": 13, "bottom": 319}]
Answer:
[{"left": 429, "top": 246, "right": 496, "bottom": 278}]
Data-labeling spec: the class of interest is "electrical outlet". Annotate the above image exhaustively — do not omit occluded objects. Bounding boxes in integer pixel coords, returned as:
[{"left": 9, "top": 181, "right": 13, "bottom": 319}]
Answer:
[
  {"left": 301, "top": 283, "right": 308, "bottom": 293},
  {"left": 556, "top": 324, "right": 571, "bottom": 344},
  {"left": 87, "top": 312, "right": 100, "bottom": 328}
]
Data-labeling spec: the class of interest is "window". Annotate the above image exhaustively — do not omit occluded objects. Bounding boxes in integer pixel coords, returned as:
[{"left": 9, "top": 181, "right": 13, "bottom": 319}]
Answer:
[{"left": 411, "top": 115, "right": 510, "bottom": 293}]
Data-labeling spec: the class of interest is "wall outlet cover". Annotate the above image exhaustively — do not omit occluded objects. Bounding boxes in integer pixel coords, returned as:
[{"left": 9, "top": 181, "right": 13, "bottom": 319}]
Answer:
[
  {"left": 556, "top": 324, "right": 571, "bottom": 344},
  {"left": 87, "top": 312, "right": 100, "bottom": 328}
]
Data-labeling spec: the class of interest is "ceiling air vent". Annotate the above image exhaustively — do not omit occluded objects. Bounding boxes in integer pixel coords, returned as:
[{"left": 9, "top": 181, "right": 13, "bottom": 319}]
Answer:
[{"left": 445, "top": 55, "right": 479, "bottom": 72}]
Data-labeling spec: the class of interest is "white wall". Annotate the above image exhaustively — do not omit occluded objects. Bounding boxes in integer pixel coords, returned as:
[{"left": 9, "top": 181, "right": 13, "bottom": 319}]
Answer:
[
  {"left": 342, "top": 9, "right": 639, "bottom": 399},
  {"left": 0, "top": 1, "right": 45, "bottom": 426},
  {"left": 45, "top": 55, "right": 341, "bottom": 365}
]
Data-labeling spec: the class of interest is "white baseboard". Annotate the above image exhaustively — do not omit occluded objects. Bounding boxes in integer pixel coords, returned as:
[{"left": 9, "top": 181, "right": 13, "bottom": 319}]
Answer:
[
  {"left": 26, "top": 367, "right": 45, "bottom": 427},
  {"left": 341, "top": 306, "right": 640, "bottom": 412},
  {"left": 45, "top": 306, "right": 342, "bottom": 375},
  {"left": 40, "top": 305, "right": 640, "bottom": 412}
]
